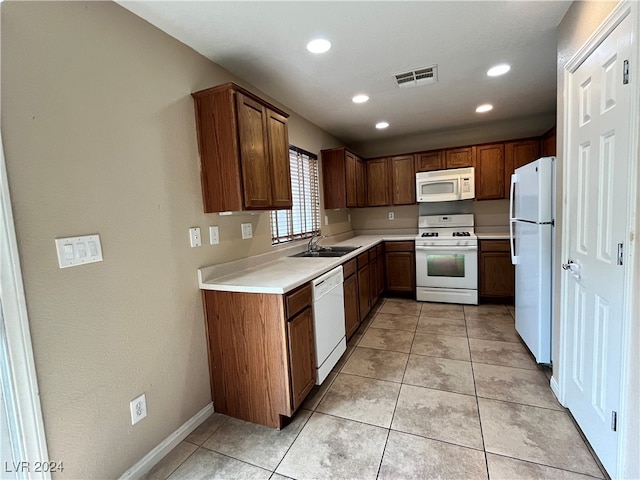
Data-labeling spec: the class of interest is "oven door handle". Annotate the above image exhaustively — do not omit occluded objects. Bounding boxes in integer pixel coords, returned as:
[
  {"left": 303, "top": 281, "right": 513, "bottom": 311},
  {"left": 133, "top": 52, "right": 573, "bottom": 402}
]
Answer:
[{"left": 415, "top": 245, "right": 478, "bottom": 252}]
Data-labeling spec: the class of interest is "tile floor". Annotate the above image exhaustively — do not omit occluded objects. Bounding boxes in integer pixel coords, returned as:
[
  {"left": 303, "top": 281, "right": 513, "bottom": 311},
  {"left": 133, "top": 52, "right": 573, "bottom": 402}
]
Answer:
[{"left": 143, "top": 298, "right": 606, "bottom": 480}]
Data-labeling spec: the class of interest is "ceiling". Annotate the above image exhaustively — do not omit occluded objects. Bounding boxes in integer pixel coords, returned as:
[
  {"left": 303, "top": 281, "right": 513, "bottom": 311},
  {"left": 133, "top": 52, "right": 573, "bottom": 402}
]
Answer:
[{"left": 118, "top": 1, "right": 571, "bottom": 147}]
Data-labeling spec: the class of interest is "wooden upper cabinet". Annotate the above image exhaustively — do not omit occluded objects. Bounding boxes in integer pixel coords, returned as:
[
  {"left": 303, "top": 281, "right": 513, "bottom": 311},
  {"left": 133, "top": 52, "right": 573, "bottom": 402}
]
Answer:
[
  {"left": 390, "top": 155, "right": 416, "bottom": 205},
  {"left": 266, "top": 109, "right": 293, "bottom": 208},
  {"left": 505, "top": 138, "right": 540, "bottom": 198},
  {"left": 541, "top": 126, "right": 557, "bottom": 156},
  {"left": 445, "top": 146, "right": 475, "bottom": 168},
  {"left": 475, "top": 143, "right": 505, "bottom": 200},
  {"left": 356, "top": 157, "right": 367, "bottom": 207},
  {"left": 367, "top": 157, "right": 390, "bottom": 206},
  {"left": 506, "top": 139, "right": 540, "bottom": 171},
  {"left": 415, "top": 150, "right": 445, "bottom": 172},
  {"left": 345, "top": 151, "right": 358, "bottom": 208},
  {"left": 192, "top": 83, "right": 292, "bottom": 213},
  {"left": 321, "top": 148, "right": 365, "bottom": 209}
]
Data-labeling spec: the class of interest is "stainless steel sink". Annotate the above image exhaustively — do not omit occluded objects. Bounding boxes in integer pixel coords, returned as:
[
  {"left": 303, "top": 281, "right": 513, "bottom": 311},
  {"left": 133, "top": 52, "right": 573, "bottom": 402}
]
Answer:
[{"left": 290, "top": 246, "right": 361, "bottom": 258}]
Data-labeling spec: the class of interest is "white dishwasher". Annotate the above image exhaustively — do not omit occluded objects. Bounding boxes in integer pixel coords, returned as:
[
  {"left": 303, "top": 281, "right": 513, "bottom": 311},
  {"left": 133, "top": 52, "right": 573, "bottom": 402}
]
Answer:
[{"left": 312, "top": 265, "right": 346, "bottom": 385}]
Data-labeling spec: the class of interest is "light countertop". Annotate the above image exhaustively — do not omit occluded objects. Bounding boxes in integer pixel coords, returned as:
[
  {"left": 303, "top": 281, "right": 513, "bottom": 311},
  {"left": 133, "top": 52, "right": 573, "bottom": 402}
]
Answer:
[{"left": 198, "top": 235, "right": 415, "bottom": 294}]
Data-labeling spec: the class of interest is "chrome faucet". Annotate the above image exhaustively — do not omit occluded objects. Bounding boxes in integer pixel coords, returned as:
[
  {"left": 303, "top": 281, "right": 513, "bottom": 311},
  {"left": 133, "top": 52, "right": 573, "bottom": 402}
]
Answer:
[{"left": 307, "top": 233, "right": 328, "bottom": 252}]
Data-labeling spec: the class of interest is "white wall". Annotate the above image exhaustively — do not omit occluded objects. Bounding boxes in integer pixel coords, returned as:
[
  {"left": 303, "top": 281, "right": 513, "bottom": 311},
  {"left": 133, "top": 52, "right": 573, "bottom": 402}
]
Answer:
[{"left": 0, "top": 2, "right": 342, "bottom": 477}]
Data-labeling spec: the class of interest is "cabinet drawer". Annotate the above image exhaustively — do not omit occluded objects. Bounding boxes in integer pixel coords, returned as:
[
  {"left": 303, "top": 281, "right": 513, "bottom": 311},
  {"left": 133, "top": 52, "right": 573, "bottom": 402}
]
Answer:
[
  {"left": 285, "top": 283, "right": 312, "bottom": 319},
  {"left": 342, "top": 258, "right": 357, "bottom": 278},
  {"left": 384, "top": 241, "right": 415, "bottom": 252},
  {"left": 480, "top": 240, "right": 510, "bottom": 252},
  {"left": 357, "top": 252, "right": 370, "bottom": 269}
]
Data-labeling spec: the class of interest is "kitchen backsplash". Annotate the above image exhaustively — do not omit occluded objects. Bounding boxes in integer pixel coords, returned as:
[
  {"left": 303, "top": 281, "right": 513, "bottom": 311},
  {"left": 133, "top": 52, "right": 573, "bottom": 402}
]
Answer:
[
  {"left": 472, "top": 199, "right": 510, "bottom": 227},
  {"left": 350, "top": 199, "right": 509, "bottom": 234}
]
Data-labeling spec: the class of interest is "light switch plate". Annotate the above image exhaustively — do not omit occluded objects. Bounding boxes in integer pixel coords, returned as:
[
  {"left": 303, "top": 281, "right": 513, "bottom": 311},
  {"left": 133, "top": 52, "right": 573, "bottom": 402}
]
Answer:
[
  {"left": 55, "top": 234, "right": 103, "bottom": 268},
  {"left": 189, "top": 227, "right": 202, "bottom": 247},
  {"left": 241, "top": 223, "right": 252, "bottom": 239},
  {"left": 209, "top": 225, "right": 220, "bottom": 245}
]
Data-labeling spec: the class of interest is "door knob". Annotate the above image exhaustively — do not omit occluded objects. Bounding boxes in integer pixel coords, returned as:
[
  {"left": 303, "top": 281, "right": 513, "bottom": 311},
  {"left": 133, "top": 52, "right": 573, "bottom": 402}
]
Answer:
[{"left": 562, "top": 260, "right": 581, "bottom": 278}]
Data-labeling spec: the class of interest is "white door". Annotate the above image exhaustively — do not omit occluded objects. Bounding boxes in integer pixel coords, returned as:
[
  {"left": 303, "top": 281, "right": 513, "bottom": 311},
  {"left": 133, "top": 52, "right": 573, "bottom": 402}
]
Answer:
[{"left": 563, "top": 13, "right": 632, "bottom": 477}]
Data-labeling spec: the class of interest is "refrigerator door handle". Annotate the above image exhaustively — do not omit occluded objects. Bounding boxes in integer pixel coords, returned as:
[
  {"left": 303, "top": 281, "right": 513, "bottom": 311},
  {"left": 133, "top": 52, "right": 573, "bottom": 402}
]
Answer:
[
  {"left": 509, "top": 173, "right": 518, "bottom": 222},
  {"left": 510, "top": 219, "right": 519, "bottom": 265},
  {"left": 509, "top": 173, "right": 519, "bottom": 265}
]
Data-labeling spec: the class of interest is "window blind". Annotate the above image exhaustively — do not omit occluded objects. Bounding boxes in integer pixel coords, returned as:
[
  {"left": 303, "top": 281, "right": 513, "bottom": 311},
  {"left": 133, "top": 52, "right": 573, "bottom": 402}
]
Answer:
[{"left": 270, "top": 147, "right": 320, "bottom": 244}]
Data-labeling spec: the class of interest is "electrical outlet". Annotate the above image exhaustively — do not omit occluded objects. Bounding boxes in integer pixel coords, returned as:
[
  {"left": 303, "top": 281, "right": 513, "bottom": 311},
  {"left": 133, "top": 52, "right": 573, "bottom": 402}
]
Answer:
[
  {"left": 130, "top": 393, "right": 147, "bottom": 425},
  {"left": 189, "top": 227, "right": 201, "bottom": 247},
  {"left": 388, "top": 212, "right": 395, "bottom": 220},
  {"left": 209, "top": 225, "right": 220, "bottom": 245},
  {"left": 348, "top": 214, "right": 351, "bottom": 223},
  {"left": 241, "top": 223, "right": 253, "bottom": 239}
]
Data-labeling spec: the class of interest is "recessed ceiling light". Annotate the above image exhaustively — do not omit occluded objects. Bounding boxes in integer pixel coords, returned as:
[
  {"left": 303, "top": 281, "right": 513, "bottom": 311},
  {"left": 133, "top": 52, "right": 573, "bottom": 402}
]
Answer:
[
  {"left": 306, "top": 38, "right": 331, "bottom": 54},
  {"left": 375, "top": 121, "right": 389, "bottom": 129},
  {"left": 476, "top": 104, "right": 493, "bottom": 113},
  {"left": 352, "top": 94, "right": 369, "bottom": 104},
  {"left": 487, "top": 64, "right": 511, "bottom": 77}
]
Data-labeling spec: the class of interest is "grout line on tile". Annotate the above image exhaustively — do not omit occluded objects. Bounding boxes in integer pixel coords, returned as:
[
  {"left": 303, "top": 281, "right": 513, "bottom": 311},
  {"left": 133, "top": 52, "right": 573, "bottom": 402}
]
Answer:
[
  {"left": 270, "top": 410, "right": 315, "bottom": 477},
  {"left": 486, "top": 452, "right": 607, "bottom": 480}
]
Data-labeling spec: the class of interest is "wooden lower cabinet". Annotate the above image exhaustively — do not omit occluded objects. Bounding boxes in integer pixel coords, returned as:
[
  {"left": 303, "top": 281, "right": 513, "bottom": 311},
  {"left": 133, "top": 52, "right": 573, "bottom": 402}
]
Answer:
[
  {"left": 287, "top": 307, "right": 316, "bottom": 410},
  {"left": 478, "top": 240, "right": 515, "bottom": 302},
  {"left": 384, "top": 241, "right": 415, "bottom": 295},
  {"left": 201, "top": 283, "right": 315, "bottom": 429},
  {"left": 343, "top": 259, "right": 360, "bottom": 339},
  {"left": 357, "top": 256, "right": 371, "bottom": 322}
]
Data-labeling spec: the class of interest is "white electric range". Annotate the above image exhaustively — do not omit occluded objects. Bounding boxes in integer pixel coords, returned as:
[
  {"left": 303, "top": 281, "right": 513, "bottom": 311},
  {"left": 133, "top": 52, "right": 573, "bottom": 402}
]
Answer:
[{"left": 415, "top": 213, "right": 478, "bottom": 305}]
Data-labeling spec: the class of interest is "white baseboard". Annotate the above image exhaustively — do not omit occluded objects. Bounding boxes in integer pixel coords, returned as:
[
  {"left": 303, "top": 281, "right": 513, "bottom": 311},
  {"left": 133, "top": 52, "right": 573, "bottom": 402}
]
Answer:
[
  {"left": 119, "top": 402, "right": 214, "bottom": 480},
  {"left": 550, "top": 376, "right": 564, "bottom": 406}
]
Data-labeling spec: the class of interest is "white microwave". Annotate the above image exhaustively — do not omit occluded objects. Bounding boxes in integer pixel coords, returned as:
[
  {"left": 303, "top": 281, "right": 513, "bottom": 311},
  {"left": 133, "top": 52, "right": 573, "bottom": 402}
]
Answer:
[{"left": 416, "top": 167, "right": 475, "bottom": 202}]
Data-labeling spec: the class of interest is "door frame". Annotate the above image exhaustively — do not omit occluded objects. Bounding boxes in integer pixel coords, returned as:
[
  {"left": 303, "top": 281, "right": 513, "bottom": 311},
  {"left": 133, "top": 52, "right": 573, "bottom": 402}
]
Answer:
[
  {"left": 557, "top": 1, "right": 639, "bottom": 476},
  {"left": 0, "top": 127, "right": 50, "bottom": 476}
]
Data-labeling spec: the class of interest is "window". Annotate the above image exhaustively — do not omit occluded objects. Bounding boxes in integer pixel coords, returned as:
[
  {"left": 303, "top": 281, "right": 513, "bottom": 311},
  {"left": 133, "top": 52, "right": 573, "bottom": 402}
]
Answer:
[{"left": 270, "top": 146, "right": 320, "bottom": 244}]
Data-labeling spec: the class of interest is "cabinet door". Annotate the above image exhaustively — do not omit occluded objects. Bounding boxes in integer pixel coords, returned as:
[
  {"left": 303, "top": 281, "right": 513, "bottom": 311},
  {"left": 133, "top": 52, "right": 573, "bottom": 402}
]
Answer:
[
  {"left": 541, "top": 127, "right": 556, "bottom": 156},
  {"left": 390, "top": 155, "right": 416, "bottom": 205},
  {"left": 267, "top": 109, "right": 293, "bottom": 208},
  {"left": 445, "top": 146, "right": 475, "bottom": 168},
  {"left": 505, "top": 139, "right": 540, "bottom": 198},
  {"left": 507, "top": 139, "right": 540, "bottom": 170},
  {"left": 321, "top": 148, "right": 347, "bottom": 210},
  {"left": 356, "top": 157, "right": 367, "bottom": 207},
  {"left": 479, "top": 252, "right": 515, "bottom": 297},
  {"left": 343, "top": 274, "right": 360, "bottom": 339},
  {"left": 416, "top": 150, "right": 444, "bottom": 172},
  {"left": 476, "top": 143, "right": 505, "bottom": 200},
  {"left": 367, "top": 158, "right": 390, "bottom": 206},
  {"left": 375, "top": 254, "right": 385, "bottom": 298},
  {"left": 385, "top": 251, "right": 415, "bottom": 293},
  {"left": 479, "top": 240, "right": 515, "bottom": 298},
  {"left": 358, "top": 263, "right": 371, "bottom": 321},
  {"left": 345, "top": 151, "right": 358, "bottom": 208},
  {"left": 287, "top": 307, "right": 316, "bottom": 410},
  {"left": 236, "top": 93, "right": 273, "bottom": 209}
]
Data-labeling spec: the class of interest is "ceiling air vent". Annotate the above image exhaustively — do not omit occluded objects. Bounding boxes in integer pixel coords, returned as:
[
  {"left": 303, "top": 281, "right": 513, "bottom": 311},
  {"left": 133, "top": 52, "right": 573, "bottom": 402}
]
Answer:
[{"left": 395, "top": 65, "right": 438, "bottom": 88}]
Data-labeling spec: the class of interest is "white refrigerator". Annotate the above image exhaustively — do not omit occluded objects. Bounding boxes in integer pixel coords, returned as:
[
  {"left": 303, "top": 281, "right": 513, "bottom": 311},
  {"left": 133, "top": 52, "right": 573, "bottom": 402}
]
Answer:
[{"left": 509, "top": 156, "right": 555, "bottom": 364}]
